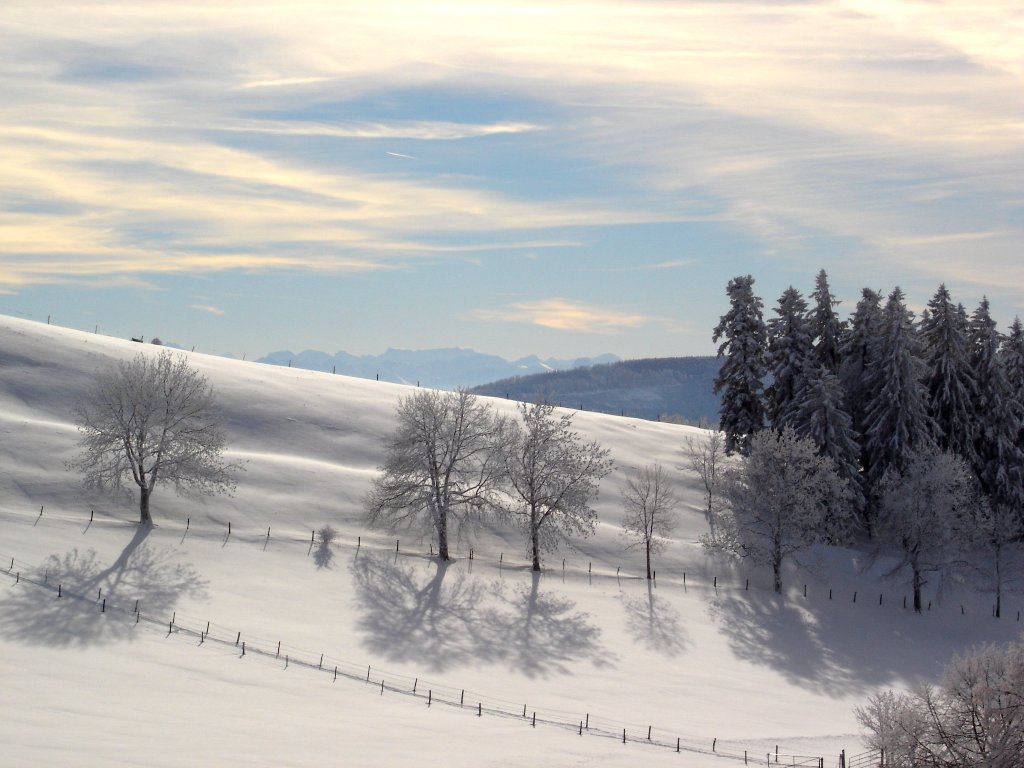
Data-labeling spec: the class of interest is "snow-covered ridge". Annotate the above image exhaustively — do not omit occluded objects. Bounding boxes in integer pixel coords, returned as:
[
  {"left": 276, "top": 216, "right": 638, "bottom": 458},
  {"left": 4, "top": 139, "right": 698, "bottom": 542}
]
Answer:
[{"left": 0, "top": 314, "right": 1017, "bottom": 767}]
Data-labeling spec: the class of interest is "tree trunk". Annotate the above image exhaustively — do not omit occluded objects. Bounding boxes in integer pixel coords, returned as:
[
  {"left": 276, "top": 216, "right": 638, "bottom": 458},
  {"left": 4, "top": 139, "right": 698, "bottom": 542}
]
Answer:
[
  {"left": 645, "top": 540, "right": 652, "bottom": 580},
  {"left": 531, "top": 507, "right": 541, "bottom": 572},
  {"left": 436, "top": 511, "right": 450, "bottom": 561},
  {"left": 994, "top": 555, "right": 1001, "bottom": 619},
  {"left": 913, "top": 566, "right": 922, "bottom": 613},
  {"left": 139, "top": 485, "right": 152, "bottom": 526},
  {"left": 773, "top": 538, "right": 783, "bottom": 594}
]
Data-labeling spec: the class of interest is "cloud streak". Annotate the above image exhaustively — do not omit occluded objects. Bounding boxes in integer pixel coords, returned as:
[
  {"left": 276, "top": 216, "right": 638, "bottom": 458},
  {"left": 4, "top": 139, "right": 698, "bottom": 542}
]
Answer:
[
  {"left": 470, "top": 299, "right": 651, "bottom": 333},
  {"left": 0, "top": 0, "right": 1020, "bottom": 329}
]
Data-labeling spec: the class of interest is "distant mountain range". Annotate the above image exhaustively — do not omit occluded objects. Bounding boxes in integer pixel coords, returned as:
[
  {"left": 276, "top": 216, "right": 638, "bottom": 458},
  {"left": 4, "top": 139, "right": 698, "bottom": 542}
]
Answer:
[
  {"left": 256, "top": 348, "right": 621, "bottom": 390},
  {"left": 471, "top": 356, "right": 723, "bottom": 424}
]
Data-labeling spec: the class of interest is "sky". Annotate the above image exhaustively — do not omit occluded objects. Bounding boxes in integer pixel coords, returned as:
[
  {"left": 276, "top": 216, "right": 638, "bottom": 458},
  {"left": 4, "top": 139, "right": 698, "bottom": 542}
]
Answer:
[{"left": 1, "top": 1, "right": 1021, "bottom": 361}]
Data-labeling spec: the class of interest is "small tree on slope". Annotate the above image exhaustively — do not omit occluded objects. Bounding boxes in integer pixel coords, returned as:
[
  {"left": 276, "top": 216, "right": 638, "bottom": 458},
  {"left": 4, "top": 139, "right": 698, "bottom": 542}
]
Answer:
[
  {"left": 620, "top": 463, "right": 679, "bottom": 580},
  {"left": 682, "top": 428, "right": 725, "bottom": 535},
  {"left": 872, "top": 445, "right": 975, "bottom": 613},
  {"left": 503, "top": 401, "right": 612, "bottom": 572},
  {"left": 365, "top": 389, "right": 509, "bottom": 561},
  {"left": 706, "top": 428, "right": 852, "bottom": 594},
  {"left": 69, "top": 350, "right": 239, "bottom": 525}
]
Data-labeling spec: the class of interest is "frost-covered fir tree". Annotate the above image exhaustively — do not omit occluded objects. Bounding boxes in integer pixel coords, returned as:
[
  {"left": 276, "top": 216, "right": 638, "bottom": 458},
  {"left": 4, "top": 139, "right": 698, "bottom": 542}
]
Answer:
[
  {"left": 860, "top": 288, "right": 935, "bottom": 521},
  {"left": 765, "top": 286, "right": 814, "bottom": 430},
  {"left": 919, "top": 285, "right": 978, "bottom": 466},
  {"left": 791, "top": 361, "right": 864, "bottom": 518},
  {"left": 810, "top": 269, "right": 843, "bottom": 373},
  {"left": 968, "top": 299, "right": 1024, "bottom": 527},
  {"left": 838, "top": 288, "right": 884, "bottom": 446},
  {"left": 1001, "top": 317, "right": 1024, "bottom": 449},
  {"left": 712, "top": 275, "right": 767, "bottom": 454}
]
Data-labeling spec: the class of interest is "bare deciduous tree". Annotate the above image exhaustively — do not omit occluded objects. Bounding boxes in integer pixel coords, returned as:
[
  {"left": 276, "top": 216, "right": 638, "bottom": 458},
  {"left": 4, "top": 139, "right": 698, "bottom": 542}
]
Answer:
[
  {"left": 683, "top": 428, "right": 725, "bottom": 534},
  {"left": 364, "top": 389, "right": 509, "bottom": 561},
  {"left": 873, "top": 446, "right": 975, "bottom": 613},
  {"left": 69, "top": 351, "right": 238, "bottom": 525},
  {"left": 503, "top": 401, "right": 613, "bottom": 572},
  {"left": 704, "top": 428, "right": 852, "bottom": 593},
  {"left": 621, "top": 463, "right": 679, "bottom": 579}
]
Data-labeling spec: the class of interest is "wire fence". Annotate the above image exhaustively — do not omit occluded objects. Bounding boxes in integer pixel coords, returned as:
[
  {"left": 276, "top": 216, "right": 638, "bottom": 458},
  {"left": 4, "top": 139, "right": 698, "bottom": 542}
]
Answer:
[
  {"left": 4, "top": 502, "right": 1019, "bottom": 767},
  {"left": 1, "top": 529, "right": 837, "bottom": 767},
  {"left": 6, "top": 503, "right": 1021, "bottom": 623}
]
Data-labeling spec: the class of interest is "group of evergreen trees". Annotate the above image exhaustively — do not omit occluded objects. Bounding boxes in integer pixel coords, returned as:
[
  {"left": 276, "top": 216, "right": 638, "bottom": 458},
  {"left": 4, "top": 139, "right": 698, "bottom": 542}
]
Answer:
[{"left": 713, "top": 271, "right": 1024, "bottom": 611}]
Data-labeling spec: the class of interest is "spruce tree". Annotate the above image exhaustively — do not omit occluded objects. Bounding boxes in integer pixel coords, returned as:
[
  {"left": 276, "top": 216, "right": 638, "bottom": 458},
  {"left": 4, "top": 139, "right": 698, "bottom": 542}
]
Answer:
[
  {"left": 838, "top": 288, "right": 884, "bottom": 442},
  {"left": 810, "top": 269, "right": 843, "bottom": 373},
  {"left": 1002, "top": 317, "right": 1024, "bottom": 449},
  {"left": 919, "top": 285, "right": 978, "bottom": 466},
  {"left": 791, "top": 361, "right": 864, "bottom": 517},
  {"left": 860, "top": 288, "right": 935, "bottom": 521},
  {"left": 765, "top": 286, "right": 814, "bottom": 430},
  {"left": 968, "top": 299, "right": 1024, "bottom": 524},
  {"left": 712, "top": 275, "right": 767, "bottom": 455}
]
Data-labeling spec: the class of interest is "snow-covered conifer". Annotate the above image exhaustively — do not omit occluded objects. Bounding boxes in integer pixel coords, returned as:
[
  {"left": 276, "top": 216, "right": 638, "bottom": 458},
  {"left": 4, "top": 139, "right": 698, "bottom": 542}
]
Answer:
[
  {"left": 712, "top": 275, "right": 767, "bottom": 454},
  {"left": 919, "top": 285, "right": 978, "bottom": 465},
  {"left": 968, "top": 299, "right": 1024, "bottom": 529},
  {"left": 860, "top": 288, "right": 935, "bottom": 512},
  {"left": 810, "top": 269, "right": 843, "bottom": 372},
  {"left": 838, "top": 288, "right": 884, "bottom": 445},
  {"left": 765, "top": 286, "right": 814, "bottom": 430},
  {"left": 1000, "top": 317, "right": 1024, "bottom": 448},
  {"left": 791, "top": 361, "right": 864, "bottom": 519}
]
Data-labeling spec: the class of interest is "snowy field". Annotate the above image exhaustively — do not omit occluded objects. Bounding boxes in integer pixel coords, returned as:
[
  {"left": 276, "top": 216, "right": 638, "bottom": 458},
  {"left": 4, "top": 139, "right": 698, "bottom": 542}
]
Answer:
[{"left": 1, "top": 315, "right": 1020, "bottom": 767}]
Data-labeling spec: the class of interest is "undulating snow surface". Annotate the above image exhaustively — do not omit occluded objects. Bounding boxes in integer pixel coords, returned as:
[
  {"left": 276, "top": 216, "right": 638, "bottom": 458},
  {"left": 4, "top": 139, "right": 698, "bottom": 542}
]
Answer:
[{"left": 1, "top": 315, "right": 1019, "bottom": 767}]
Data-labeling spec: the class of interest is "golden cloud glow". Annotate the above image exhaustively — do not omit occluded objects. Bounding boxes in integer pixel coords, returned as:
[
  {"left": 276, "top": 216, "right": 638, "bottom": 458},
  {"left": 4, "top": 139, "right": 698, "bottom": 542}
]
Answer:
[{"left": 471, "top": 298, "right": 650, "bottom": 333}]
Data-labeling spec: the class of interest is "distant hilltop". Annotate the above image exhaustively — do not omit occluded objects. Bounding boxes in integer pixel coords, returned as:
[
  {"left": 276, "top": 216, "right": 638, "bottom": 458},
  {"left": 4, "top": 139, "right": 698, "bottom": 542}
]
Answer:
[
  {"left": 471, "top": 356, "right": 722, "bottom": 424},
  {"left": 256, "top": 347, "right": 621, "bottom": 391}
]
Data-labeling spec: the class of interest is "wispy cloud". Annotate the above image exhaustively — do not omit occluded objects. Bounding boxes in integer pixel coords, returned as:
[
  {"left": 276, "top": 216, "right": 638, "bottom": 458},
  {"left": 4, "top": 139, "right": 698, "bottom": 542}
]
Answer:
[
  {"left": 470, "top": 298, "right": 651, "bottom": 333},
  {"left": 188, "top": 304, "right": 225, "bottom": 316},
  {"left": 218, "top": 119, "right": 543, "bottom": 141},
  {"left": 581, "top": 259, "right": 696, "bottom": 273},
  {"left": 0, "top": 0, "right": 1020, "bottom": 313}
]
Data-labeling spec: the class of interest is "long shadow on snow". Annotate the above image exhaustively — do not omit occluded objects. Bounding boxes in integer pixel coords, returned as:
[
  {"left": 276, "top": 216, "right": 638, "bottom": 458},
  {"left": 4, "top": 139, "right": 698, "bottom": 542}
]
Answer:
[
  {"left": 620, "top": 580, "right": 690, "bottom": 657},
  {"left": 0, "top": 525, "right": 208, "bottom": 647},
  {"left": 350, "top": 550, "right": 609, "bottom": 678},
  {"left": 706, "top": 586, "right": 994, "bottom": 696}
]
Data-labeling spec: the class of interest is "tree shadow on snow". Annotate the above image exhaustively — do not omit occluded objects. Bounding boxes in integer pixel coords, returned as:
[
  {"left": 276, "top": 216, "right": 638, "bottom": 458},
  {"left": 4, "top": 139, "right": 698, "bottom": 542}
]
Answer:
[
  {"left": 350, "top": 551, "right": 609, "bottom": 678},
  {"left": 620, "top": 580, "right": 690, "bottom": 657},
  {"left": 312, "top": 540, "right": 334, "bottom": 570},
  {"left": 706, "top": 586, "right": 978, "bottom": 696},
  {"left": 0, "top": 525, "right": 208, "bottom": 647}
]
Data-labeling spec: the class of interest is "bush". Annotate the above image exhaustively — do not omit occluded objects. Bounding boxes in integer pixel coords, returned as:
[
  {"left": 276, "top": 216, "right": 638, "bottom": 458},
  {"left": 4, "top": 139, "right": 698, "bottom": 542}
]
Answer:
[
  {"left": 855, "top": 641, "right": 1024, "bottom": 767},
  {"left": 318, "top": 525, "right": 337, "bottom": 547}
]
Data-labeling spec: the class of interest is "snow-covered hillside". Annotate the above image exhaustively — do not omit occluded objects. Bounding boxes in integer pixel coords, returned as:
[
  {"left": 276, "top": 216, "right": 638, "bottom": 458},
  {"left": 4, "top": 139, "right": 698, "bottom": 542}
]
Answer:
[{"left": 1, "top": 315, "right": 1018, "bottom": 767}]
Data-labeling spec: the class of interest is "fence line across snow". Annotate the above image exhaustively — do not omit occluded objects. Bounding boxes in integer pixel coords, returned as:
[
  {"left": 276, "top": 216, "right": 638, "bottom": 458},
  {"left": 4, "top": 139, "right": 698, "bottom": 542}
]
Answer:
[{"left": 1, "top": 550, "right": 836, "bottom": 766}]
